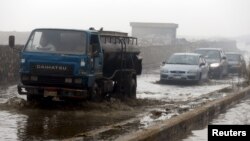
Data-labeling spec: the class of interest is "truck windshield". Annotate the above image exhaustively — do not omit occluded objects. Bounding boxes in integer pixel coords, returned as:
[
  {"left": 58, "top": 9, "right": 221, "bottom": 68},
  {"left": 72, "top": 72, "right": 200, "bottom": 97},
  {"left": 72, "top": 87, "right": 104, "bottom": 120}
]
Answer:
[{"left": 25, "top": 29, "right": 87, "bottom": 54}]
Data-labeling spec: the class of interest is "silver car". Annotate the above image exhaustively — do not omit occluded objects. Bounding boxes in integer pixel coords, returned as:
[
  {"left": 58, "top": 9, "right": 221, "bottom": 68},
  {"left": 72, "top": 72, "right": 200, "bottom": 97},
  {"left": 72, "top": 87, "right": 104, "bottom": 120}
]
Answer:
[{"left": 160, "top": 53, "right": 209, "bottom": 83}]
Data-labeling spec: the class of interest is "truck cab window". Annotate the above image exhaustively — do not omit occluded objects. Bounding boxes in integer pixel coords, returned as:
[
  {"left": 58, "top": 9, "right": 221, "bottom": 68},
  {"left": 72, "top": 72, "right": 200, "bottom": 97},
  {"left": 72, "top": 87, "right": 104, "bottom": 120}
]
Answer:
[{"left": 89, "top": 34, "right": 100, "bottom": 56}]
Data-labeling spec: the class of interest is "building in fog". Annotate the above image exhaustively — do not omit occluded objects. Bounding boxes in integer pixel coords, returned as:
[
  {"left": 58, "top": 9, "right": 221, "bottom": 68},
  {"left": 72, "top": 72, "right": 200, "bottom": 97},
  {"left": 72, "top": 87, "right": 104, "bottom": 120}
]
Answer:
[{"left": 130, "top": 22, "right": 178, "bottom": 46}]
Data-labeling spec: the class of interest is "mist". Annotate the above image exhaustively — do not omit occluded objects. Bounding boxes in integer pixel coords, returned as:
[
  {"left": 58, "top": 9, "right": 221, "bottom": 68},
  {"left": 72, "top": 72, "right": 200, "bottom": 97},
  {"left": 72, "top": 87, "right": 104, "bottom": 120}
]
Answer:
[{"left": 0, "top": 0, "right": 250, "bottom": 38}]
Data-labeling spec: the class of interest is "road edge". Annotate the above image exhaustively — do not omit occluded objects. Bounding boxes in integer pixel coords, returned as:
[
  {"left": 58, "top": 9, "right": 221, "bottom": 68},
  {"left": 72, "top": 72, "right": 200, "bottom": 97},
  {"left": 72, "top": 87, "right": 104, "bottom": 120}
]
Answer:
[{"left": 115, "top": 86, "right": 250, "bottom": 141}]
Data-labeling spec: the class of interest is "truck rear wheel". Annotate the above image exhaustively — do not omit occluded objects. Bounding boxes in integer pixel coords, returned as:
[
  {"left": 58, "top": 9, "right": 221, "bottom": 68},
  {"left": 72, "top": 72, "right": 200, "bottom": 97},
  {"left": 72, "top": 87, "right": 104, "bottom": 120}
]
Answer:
[{"left": 126, "top": 78, "right": 136, "bottom": 99}]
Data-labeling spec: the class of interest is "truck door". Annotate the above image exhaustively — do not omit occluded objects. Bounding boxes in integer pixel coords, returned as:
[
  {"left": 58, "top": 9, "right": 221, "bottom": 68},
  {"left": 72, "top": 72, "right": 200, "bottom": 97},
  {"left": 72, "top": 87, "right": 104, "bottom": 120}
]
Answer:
[{"left": 89, "top": 34, "right": 103, "bottom": 76}]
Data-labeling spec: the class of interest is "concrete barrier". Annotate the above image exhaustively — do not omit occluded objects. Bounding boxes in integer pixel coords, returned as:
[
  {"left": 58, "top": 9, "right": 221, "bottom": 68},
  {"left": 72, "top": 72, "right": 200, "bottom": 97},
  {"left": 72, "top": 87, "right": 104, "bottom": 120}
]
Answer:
[{"left": 115, "top": 86, "right": 250, "bottom": 141}]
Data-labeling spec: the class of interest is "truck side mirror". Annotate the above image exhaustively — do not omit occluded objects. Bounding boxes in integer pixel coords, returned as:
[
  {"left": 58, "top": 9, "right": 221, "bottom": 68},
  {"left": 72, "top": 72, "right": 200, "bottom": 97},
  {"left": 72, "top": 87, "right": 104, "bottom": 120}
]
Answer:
[
  {"left": 9, "top": 35, "right": 15, "bottom": 48},
  {"left": 222, "top": 56, "right": 226, "bottom": 60}
]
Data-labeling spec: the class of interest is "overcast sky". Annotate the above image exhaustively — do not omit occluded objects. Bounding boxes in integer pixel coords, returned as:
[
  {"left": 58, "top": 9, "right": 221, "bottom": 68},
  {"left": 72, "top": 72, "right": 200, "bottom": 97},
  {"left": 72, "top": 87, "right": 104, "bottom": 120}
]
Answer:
[{"left": 0, "top": 0, "right": 250, "bottom": 38}]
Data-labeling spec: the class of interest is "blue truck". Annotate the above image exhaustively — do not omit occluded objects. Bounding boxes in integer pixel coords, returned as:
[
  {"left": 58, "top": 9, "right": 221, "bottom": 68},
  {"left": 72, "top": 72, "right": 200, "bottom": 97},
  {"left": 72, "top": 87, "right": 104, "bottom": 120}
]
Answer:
[{"left": 9, "top": 28, "right": 142, "bottom": 101}]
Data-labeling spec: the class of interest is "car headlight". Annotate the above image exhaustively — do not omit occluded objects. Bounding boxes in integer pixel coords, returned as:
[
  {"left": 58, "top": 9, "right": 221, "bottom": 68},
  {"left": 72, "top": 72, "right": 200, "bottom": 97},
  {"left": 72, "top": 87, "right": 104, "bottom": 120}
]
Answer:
[
  {"left": 187, "top": 70, "right": 197, "bottom": 74},
  {"left": 161, "top": 69, "right": 168, "bottom": 73},
  {"left": 210, "top": 63, "right": 220, "bottom": 68}
]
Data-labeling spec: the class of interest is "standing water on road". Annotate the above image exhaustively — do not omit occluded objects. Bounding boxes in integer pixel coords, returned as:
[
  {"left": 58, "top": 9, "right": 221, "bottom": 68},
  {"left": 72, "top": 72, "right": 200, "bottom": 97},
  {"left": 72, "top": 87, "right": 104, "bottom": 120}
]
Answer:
[
  {"left": 0, "top": 71, "right": 247, "bottom": 141},
  {"left": 0, "top": 85, "right": 139, "bottom": 141}
]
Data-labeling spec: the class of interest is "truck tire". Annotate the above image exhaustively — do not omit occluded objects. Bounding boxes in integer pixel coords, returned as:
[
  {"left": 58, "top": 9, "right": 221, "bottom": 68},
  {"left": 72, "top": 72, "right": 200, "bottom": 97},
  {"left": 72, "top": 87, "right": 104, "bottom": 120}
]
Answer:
[
  {"left": 90, "top": 83, "right": 102, "bottom": 102},
  {"left": 27, "top": 95, "right": 42, "bottom": 102},
  {"left": 126, "top": 78, "right": 136, "bottom": 99}
]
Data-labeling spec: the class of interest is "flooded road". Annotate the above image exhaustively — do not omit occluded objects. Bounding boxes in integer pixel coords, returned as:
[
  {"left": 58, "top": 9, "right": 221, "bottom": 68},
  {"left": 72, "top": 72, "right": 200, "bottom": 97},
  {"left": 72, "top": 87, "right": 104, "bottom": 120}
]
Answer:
[
  {"left": 181, "top": 97, "right": 250, "bottom": 141},
  {"left": 0, "top": 86, "right": 143, "bottom": 140},
  {"left": 0, "top": 69, "right": 246, "bottom": 141}
]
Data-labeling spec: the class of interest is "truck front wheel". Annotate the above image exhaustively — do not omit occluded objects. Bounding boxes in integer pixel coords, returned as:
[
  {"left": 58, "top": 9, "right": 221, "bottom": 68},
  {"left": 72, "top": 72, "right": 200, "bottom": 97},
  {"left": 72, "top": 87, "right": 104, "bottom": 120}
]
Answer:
[
  {"left": 90, "top": 83, "right": 103, "bottom": 102},
  {"left": 27, "top": 95, "right": 42, "bottom": 102}
]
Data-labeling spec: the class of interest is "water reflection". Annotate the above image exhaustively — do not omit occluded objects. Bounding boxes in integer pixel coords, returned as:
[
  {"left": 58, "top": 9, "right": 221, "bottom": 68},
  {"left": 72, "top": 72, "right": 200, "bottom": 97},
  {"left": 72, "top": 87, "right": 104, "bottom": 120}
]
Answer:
[
  {"left": 0, "top": 110, "right": 27, "bottom": 141},
  {"left": 0, "top": 108, "right": 125, "bottom": 141},
  {"left": 15, "top": 109, "right": 114, "bottom": 140}
]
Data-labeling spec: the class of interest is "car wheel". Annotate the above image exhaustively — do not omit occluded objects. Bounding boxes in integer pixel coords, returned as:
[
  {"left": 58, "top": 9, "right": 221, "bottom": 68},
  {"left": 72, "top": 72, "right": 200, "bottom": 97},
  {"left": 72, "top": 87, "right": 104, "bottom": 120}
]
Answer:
[
  {"left": 213, "top": 71, "right": 222, "bottom": 79},
  {"left": 160, "top": 78, "right": 165, "bottom": 83},
  {"left": 218, "top": 72, "right": 223, "bottom": 79},
  {"left": 197, "top": 73, "right": 202, "bottom": 84}
]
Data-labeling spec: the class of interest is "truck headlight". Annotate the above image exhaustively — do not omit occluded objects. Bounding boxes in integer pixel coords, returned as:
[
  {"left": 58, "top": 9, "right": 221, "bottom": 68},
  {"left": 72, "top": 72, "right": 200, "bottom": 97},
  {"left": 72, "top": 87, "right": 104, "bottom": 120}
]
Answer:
[
  {"left": 30, "top": 76, "right": 38, "bottom": 81},
  {"left": 21, "top": 58, "right": 25, "bottom": 63},
  {"left": 80, "top": 60, "right": 85, "bottom": 67},
  {"left": 74, "top": 78, "right": 82, "bottom": 84},
  {"left": 21, "top": 75, "right": 29, "bottom": 81},
  {"left": 210, "top": 63, "right": 220, "bottom": 68},
  {"left": 65, "top": 78, "right": 72, "bottom": 83}
]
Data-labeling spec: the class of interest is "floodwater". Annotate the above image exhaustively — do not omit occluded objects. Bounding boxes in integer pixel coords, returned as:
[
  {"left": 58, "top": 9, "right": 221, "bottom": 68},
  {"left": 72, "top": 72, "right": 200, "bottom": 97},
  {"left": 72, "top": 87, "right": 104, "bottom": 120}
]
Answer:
[
  {"left": 0, "top": 86, "right": 139, "bottom": 140},
  {"left": 0, "top": 70, "right": 246, "bottom": 141},
  {"left": 182, "top": 97, "right": 250, "bottom": 141}
]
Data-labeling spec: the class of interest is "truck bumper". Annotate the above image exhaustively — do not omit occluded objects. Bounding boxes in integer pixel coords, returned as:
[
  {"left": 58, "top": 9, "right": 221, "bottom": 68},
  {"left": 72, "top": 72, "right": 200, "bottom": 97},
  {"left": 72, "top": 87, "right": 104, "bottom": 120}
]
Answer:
[{"left": 18, "top": 84, "right": 88, "bottom": 99}]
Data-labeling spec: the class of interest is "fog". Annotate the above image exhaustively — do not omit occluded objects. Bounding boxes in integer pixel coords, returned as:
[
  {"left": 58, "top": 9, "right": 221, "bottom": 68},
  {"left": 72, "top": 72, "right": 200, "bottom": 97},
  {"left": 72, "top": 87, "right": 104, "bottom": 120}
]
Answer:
[{"left": 0, "top": 0, "right": 250, "bottom": 37}]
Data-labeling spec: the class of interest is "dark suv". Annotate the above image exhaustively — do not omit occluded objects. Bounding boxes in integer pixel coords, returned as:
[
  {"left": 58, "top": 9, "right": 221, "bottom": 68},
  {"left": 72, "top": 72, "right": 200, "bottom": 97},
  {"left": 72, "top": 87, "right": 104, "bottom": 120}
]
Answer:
[
  {"left": 225, "top": 52, "right": 247, "bottom": 76},
  {"left": 194, "top": 48, "right": 228, "bottom": 79}
]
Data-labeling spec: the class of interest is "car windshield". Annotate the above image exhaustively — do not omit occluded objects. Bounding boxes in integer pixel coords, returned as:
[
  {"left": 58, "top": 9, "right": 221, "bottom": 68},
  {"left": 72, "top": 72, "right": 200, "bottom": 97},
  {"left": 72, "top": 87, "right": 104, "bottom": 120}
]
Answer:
[
  {"left": 25, "top": 29, "right": 87, "bottom": 54},
  {"left": 167, "top": 54, "right": 199, "bottom": 65},
  {"left": 226, "top": 54, "right": 240, "bottom": 61},
  {"left": 195, "top": 50, "right": 220, "bottom": 60}
]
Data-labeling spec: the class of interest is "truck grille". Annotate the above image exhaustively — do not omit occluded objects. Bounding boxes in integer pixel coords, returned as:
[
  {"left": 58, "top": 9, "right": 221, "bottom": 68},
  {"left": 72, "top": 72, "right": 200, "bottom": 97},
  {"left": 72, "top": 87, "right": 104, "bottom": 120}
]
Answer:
[
  {"left": 31, "top": 63, "right": 73, "bottom": 75},
  {"left": 21, "top": 74, "right": 84, "bottom": 88},
  {"left": 38, "top": 76, "right": 65, "bottom": 84}
]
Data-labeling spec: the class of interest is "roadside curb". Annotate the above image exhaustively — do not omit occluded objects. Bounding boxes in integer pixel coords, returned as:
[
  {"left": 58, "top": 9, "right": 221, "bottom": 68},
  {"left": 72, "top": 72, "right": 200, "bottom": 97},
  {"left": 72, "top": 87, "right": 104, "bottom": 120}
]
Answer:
[{"left": 115, "top": 86, "right": 250, "bottom": 141}]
